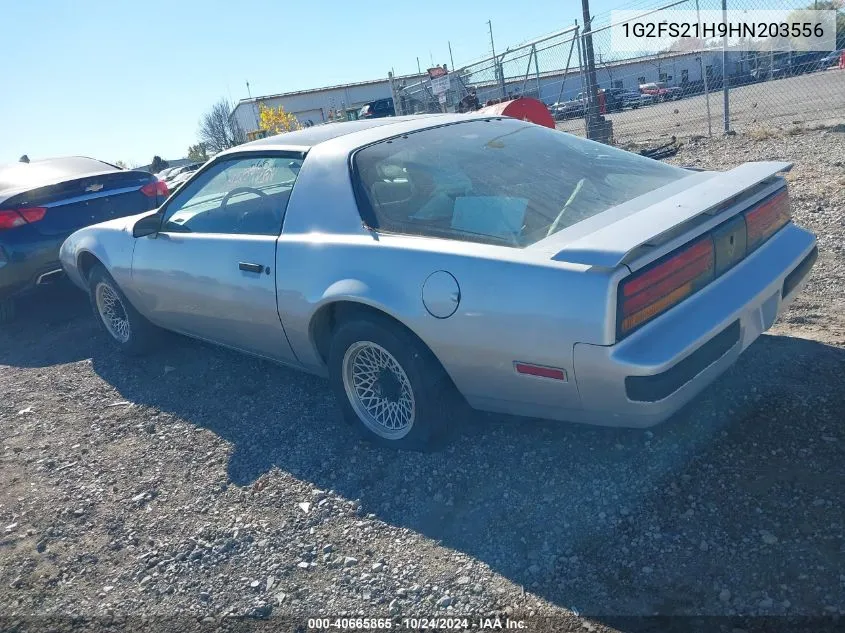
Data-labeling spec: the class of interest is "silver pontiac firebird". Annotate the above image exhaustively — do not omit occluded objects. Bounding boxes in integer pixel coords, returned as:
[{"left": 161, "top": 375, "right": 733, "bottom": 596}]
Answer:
[{"left": 60, "top": 114, "right": 818, "bottom": 449}]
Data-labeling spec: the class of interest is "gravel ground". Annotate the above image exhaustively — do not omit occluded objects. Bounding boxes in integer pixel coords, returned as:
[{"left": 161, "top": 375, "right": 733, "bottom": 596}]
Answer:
[
  {"left": 1, "top": 129, "right": 844, "bottom": 632},
  {"left": 557, "top": 69, "right": 845, "bottom": 145}
]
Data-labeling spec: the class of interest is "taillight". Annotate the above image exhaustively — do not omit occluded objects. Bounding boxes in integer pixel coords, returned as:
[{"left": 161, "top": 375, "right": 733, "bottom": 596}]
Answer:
[
  {"left": 140, "top": 179, "right": 169, "bottom": 198},
  {"left": 0, "top": 207, "right": 46, "bottom": 230},
  {"left": 745, "top": 188, "right": 790, "bottom": 251},
  {"left": 619, "top": 237, "right": 715, "bottom": 336}
]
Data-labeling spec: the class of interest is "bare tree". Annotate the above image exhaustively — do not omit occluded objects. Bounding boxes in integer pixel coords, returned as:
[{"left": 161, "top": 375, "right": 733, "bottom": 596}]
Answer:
[{"left": 198, "top": 98, "right": 245, "bottom": 154}]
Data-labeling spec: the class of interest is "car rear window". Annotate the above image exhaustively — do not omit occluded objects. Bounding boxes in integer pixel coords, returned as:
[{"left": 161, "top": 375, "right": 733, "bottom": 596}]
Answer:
[{"left": 352, "top": 118, "right": 689, "bottom": 247}]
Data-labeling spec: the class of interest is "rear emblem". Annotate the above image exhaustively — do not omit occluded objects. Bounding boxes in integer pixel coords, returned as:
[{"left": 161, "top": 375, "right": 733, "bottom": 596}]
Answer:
[{"left": 85, "top": 183, "right": 104, "bottom": 193}]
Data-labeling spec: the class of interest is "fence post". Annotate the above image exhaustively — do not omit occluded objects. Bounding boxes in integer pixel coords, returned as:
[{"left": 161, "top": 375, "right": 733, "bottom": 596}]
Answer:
[
  {"left": 580, "top": 0, "right": 603, "bottom": 140},
  {"left": 388, "top": 72, "right": 402, "bottom": 117},
  {"left": 576, "top": 30, "right": 588, "bottom": 137},
  {"left": 695, "top": 0, "right": 713, "bottom": 137},
  {"left": 557, "top": 25, "right": 579, "bottom": 106},
  {"left": 521, "top": 46, "right": 535, "bottom": 96},
  {"left": 721, "top": 0, "right": 731, "bottom": 134}
]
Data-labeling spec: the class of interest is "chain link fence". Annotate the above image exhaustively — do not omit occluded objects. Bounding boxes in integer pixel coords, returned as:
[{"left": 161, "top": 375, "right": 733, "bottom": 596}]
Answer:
[
  {"left": 390, "top": 26, "right": 585, "bottom": 116},
  {"left": 390, "top": 0, "right": 844, "bottom": 147}
]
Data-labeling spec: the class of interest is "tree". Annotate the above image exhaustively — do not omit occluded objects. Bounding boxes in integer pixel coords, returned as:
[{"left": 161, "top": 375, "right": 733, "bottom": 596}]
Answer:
[
  {"left": 199, "top": 98, "right": 245, "bottom": 154},
  {"left": 150, "top": 156, "right": 169, "bottom": 173},
  {"left": 790, "top": 1, "right": 845, "bottom": 49},
  {"left": 258, "top": 103, "right": 301, "bottom": 136},
  {"left": 113, "top": 160, "right": 127, "bottom": 169},
  {"left": 187, "top": 143, "right": 208, "bottom": 163}
]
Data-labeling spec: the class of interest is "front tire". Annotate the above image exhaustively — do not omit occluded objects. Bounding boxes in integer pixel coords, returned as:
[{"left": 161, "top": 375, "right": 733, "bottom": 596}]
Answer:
[
  {"left": 88, "top": 265, "right": 158, "bottom": 355},
  {"left": 328, "top": 316, "right": 454, "bottom": 450}
]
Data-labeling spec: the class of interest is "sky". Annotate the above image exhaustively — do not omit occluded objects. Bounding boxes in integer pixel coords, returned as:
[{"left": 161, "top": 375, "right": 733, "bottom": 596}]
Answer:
[{"left": 0, "top": 0, "right": 626, "bottom": 166}]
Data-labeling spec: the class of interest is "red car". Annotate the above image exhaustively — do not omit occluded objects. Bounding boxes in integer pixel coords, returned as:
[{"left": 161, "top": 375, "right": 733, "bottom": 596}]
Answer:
[{"left": 639, "top": 82, "right": 671, "bottom": 101}]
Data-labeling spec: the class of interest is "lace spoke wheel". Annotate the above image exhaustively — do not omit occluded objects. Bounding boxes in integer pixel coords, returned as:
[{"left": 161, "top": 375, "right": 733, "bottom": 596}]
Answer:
[
  {"left": 342, "top": 341, "right": 416, "bottom": 440},
  {"left": 95, "top": 282, "right": 131, "bottom": 344}
]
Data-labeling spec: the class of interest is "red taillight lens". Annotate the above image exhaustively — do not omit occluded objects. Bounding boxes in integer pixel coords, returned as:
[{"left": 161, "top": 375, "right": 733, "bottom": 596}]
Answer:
[
  {"left": 140, "top": 179, "right": 169, "bottom": 198},
  {"left": 745, "top": 189, "right": 790, "bottom": 250},
  {"left": 619, "top": 238, "right": 715, "bottom": 336},
  {"left": 0, "top": 207, "right": 46, "bottom": 230},
  {"left": 19, "top": 207, "right": 46, "bottom": 223}
]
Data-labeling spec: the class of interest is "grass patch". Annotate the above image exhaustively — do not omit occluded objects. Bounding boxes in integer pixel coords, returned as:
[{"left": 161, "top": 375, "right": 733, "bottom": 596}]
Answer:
[{"left": 747, "top": 127, "right": 778, "bottom": 140}]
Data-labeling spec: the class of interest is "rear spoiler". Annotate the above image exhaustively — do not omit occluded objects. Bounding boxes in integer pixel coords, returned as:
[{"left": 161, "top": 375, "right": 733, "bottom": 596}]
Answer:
[{"left": 553, "top": 161, "right": 792, "bottom": 268}]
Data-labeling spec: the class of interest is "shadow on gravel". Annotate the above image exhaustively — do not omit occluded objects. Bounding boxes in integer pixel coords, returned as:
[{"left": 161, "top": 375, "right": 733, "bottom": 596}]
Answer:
[
  {"left": 93, "top": 332, "right": 845, "bottom": 618},
  {"left": 6, "top": 292, "right": 844, "bottom": 618},
  {"left": 0, "top": 282, "right": 92, "bottom": 367}
]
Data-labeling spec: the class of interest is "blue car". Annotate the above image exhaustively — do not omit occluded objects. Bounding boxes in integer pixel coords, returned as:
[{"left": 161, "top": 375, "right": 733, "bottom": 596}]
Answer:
[{"left": 0, "top": 157, "right": 168, "bottom": 322}]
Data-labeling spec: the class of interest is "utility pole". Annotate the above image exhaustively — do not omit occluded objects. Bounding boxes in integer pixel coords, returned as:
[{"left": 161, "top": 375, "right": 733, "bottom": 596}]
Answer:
[
  {"left": 580, "top": 0, "right": 603, "bottom": 140},
  {"left": 448, "top": 41, "right": 455, "bottom": 74},
  {"left": 487, "top": 20, "right": 505, "bottom": 98},
  {"left": 417, "top": 57, "right": 421, "bottom": 75},
  {"left": 246, "top": 81, "right": 260, "bottom": 134},
  {"left": 721, "top": 0, "right": 731, "bottom": 133}
]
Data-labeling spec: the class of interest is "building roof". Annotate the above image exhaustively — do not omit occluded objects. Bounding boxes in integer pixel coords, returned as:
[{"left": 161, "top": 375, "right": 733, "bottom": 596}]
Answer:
[
  {"left": 237, "top": 73, "right": 425, "bottom": 106},
  {"left": 218, "top": 114, "right": 479, "bottom": 156}
]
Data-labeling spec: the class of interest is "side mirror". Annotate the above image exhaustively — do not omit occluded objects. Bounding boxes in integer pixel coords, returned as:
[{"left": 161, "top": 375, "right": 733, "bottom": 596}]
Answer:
[{"left": 133, "top": 212, "right": 161, "bottom": 238}]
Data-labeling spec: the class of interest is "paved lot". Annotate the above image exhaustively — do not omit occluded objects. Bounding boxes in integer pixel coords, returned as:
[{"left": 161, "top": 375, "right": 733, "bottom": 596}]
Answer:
[
  {"left": 557, "top": 68, "right": 845, "bottom": 144},
  {"left": 1, "top": 130, "right": 844, "bottom": 632}
]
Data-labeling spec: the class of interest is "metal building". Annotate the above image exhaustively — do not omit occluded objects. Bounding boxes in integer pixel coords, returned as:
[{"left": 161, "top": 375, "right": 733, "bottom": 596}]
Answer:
[{"left": 231, "top": 73, "right": 426, "bottom": 134}]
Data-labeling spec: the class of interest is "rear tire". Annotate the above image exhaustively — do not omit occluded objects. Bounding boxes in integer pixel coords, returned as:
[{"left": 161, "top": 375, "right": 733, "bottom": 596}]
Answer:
[
  {"left": 328, "top": 316, "right": 455, "bottom": 451},
  {"left": 0, "top": 297, "right": 15, "bottom": 324},
  {"left": 88, "top": 265, "right": 159, "bottom": 355}
]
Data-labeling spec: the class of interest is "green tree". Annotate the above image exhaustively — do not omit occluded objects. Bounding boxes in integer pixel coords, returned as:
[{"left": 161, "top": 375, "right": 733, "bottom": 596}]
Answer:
[
  {"left": 150, "top": 156, "right": 169, "bottom": 173},
  {"left": 789, "top": 1, "right": 844, "bottom": 49},
  {"left": 187, "top": 143, "right": 208, "bottom": 162}
]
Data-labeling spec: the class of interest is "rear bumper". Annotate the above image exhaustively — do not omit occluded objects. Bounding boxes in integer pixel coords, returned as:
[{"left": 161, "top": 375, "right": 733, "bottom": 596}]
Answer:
[
  {"left": 571, "top": 222, "right": 817, "bottom": 428},
  {"left": 0, "top": 234, "right": 65, "bottom": 301}
]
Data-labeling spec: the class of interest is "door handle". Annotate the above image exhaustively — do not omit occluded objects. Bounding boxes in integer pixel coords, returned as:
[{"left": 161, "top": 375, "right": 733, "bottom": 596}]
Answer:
[{"left": 239, "top": 262, "right": 265, "bottom": 274}]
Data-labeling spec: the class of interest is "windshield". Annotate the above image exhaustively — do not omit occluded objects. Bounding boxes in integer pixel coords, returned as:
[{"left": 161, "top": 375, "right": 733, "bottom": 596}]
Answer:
[{"left": 353, "top": 118, "right": 689, "bottom": 247}]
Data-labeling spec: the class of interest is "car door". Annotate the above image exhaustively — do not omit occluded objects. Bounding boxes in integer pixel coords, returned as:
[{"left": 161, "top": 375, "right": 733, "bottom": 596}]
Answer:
[{"left": 130, "top": 153, "right": 303, "bottom": 364}]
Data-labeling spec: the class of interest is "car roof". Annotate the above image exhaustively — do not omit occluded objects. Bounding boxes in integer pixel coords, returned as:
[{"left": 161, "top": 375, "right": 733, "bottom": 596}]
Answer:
[
  {"left": 223, "top": 114, "right": 482, "bottom": 155},
  {"left": 0, "top": 156, "right": 120, "bottom": 196}
]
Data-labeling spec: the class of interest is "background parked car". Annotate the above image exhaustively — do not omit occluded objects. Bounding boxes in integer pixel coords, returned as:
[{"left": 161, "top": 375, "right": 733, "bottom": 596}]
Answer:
[
  {"left": 664, "top": 86, "right": 684, "bottom": 100},
  {"left": 639, "top": 82, "right": 673, "bottom": 101},
  {"left": 0, "top": 157, "right": 167, "bottom": 322},
  {"left": 359, "top": 98, "right": 395, "bottom": 119},
  {"left": 162, "top": 163, "right": 202, "bottom": 191},
  {"left": 550, "top": 97, "right": 584, "bottom": 120},
  {"left": 155, "top": 166, "right": 179, "bottom": 181},
  {"left": 615, "top": 91, "right": 654, "bottom": 109},
  {"left": 819, "top": 49, "right": 843, "bottom": 69}
]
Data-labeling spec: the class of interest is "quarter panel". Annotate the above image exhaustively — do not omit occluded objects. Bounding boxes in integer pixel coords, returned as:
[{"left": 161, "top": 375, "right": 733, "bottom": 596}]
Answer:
[
  {"left": 59, "top": 212, "right": 149, "bottom": 293},
  {"left": 276, "top": 233, "right": 615, "bottom": 412}
]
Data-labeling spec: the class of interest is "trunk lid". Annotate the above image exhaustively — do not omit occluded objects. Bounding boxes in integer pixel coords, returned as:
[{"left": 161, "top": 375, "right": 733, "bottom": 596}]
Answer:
[
  {"left": 1, "top": 170, "right": 160, "bottom": 237},
  {"left": 546, "top": 161, "right": 792, "bottom": 270}
]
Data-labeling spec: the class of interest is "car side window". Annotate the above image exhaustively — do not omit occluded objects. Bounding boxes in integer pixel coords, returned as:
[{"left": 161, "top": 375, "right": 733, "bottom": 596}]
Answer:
[{"left": 160, "top": 155, "right": 303, "bottom": 236}]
